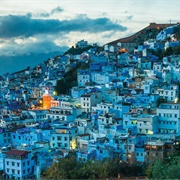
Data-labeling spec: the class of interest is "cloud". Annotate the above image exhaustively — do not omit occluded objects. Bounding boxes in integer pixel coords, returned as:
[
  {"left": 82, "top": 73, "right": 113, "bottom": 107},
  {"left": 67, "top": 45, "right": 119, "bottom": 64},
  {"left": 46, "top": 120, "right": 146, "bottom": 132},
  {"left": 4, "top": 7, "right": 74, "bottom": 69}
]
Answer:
[
  {"left": 102, "top": 12, "right": 108, "bottom": 16},
  {"left": 102, "top": 31, "right": 115, "bottom": 38},
  {"left": 51, "top": 6, "right": 64, "bottom": 14},
  {"left": 37, "top": 6, "right": 64, "bottom": 17},
  {"left": 0, "top": 14, "right": 127, "bottom": 38},
  {"left": 0, "top": 37, "right": 69, "bottom": 56},
  {"left": 127, "top": 15, "right": 133, "bottom": 20}
]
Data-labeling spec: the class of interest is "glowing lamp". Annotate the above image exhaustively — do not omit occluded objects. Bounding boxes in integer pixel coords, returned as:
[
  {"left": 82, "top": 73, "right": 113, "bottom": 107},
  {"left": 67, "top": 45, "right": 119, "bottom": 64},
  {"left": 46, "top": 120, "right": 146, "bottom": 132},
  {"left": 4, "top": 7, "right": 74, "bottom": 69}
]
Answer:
[{"left": 175, "top": 97, "right": 178, "bottom": 103}]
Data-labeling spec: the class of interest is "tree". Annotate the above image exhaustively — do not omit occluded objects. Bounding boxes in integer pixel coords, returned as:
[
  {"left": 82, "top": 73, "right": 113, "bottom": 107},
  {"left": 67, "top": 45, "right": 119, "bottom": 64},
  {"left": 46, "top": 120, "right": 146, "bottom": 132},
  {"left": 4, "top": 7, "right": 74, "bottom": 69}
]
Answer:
[
  {"left": 42, "top": 156, "right": 146, "bottom": 179},
  {"left": 42, "top": 155, "right": 79, "bottom": 179},
  {"left": 146, "top": 156, "right": 180, "bottom": 179},
  {"left": 55, "top": 62, "right": 90, "bottom": 95},
  {"left": 173, "top": 44, "right": 180, "bottom": 55},
  {"left": 157, "top": 97, "right": 167, "bottom": 107}
]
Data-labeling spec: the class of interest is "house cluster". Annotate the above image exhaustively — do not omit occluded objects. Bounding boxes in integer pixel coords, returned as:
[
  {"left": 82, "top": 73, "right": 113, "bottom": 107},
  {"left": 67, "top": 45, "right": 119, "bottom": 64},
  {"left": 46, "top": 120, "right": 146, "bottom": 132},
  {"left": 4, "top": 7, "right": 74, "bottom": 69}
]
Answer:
[{"left": 0, "top": 23, "right": 180, "bottom": 179}]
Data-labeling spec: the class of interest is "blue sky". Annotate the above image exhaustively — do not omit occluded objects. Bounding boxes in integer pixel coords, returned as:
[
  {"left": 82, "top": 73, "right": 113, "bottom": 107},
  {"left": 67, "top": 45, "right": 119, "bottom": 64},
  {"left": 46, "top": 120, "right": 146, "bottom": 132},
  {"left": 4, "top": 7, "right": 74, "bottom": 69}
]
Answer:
[{"left": 0, "top": 0, "right": 180, "bottom": 56}]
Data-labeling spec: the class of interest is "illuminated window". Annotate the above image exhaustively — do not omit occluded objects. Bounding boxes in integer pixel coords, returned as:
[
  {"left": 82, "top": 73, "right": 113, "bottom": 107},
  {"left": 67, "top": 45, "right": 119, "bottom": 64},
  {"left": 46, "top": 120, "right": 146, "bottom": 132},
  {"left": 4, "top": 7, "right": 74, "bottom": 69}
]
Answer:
[
  {"left": 62, "top": 130, "right": 66, "bottom": 133},
  {"left": 146, "top": 146, "right": 150, "bottom": 150},
  {"left": 152, "top": 146, "right": 157, "bottom": 150}
]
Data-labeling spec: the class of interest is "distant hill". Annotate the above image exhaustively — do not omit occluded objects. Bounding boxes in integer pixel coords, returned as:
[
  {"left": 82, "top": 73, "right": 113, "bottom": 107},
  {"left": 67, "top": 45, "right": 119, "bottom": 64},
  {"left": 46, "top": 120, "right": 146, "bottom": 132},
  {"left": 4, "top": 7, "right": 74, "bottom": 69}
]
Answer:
[
  {"left": 106, "top": 22, "right": 178, "bottom": 46},
  {"left": 0, "top": 51, "right": 64, "bottom": 75}
]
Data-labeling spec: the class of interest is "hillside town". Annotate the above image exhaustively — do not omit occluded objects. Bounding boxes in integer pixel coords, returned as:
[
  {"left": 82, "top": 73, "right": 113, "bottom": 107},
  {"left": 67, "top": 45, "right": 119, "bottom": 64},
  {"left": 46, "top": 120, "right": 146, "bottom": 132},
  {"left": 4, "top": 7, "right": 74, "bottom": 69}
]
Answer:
[{"left": 0, "top": 22, "right": 180, "bottom": 179}]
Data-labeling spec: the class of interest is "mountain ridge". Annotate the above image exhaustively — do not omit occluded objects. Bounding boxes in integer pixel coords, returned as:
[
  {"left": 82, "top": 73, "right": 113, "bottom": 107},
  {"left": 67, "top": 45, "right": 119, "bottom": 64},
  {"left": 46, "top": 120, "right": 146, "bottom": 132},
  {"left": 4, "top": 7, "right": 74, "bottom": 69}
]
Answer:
[{"left": 106, "top": 22, "right": 178, "bottom": 46}]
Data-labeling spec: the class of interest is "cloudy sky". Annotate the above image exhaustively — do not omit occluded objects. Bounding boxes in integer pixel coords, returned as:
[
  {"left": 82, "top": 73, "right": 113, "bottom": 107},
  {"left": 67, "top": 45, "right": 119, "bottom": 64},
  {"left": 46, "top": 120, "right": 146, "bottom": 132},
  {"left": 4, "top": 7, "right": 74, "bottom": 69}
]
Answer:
[{"left": 0, "top": 0, "right": 180, "bottom": 56}]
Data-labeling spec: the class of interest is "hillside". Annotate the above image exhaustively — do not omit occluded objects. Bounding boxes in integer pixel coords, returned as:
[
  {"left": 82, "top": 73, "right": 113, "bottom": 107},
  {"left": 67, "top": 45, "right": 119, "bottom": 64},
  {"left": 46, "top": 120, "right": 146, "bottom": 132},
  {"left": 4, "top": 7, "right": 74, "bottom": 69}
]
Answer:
[{"left": 106, "top": 22, "right": 178, "bottom": 46}]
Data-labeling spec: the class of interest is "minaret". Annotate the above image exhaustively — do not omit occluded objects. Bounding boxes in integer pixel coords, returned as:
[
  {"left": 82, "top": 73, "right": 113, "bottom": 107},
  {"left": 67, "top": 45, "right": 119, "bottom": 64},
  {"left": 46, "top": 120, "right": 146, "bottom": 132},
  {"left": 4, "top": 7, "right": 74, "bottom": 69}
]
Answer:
[{"left": 43, "top": 89, "right": 51, "bottom": 109}]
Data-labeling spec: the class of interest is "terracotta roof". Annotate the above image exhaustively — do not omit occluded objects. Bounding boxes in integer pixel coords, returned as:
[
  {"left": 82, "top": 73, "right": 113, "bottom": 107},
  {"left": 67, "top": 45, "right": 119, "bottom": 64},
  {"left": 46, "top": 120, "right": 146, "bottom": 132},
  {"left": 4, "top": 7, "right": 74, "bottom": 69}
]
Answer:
[{"left": 5, "top": 150, "right": 29, "bottom": 156}]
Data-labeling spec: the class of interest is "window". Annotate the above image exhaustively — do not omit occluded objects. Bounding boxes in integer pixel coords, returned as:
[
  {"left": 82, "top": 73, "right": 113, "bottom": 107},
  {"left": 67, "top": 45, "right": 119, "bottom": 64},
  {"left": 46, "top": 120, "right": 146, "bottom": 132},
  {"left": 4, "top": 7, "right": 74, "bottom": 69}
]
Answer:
[
  {"left": 28, "top": 168, "right": 30, "bottom": 173},
  {"left": 12, "top": 169, "right": 15, "bottom": 174},
  {"left": 6, "top": 161, "right": 9, "bottom": 165},
  {"left": 23, "top": 162, "right": 25, "bottom": 166},
  {"left": 64, "top": 137, "right": 67, "bottom": 141},
  {"left": 52, "top": 137, "right": 55, "bottom": 140},
  {"left": 17, "top": 170, "right": 20, "bottom": 175},
  {"left": 58, "top": 136, "right": 61, "bottom": 141},
  {"left": 175, "top": 114, "right": 177, "bottom": 118},
  {"left": 17, "top": 163, "right": 20, "bottom": 167},
  {"left": 13, "top": 135, "right": 15, "bottom": 139},
  {"left": 7, "top": 168, "right": 9, "bottom": 173},
  {"left": 65, "top": 143, "right": 67, "bottom": 147},
  {"left": 18, "top": 136, "right": 21, "bottom": 140},
  {"left": 12, "top": 162, "right": 15, "bottom": 166},
  {"left": 27, "top": 161, "right": 30, "bottom": 165},
  {"left": 137, "top": 153, "right": 139, "bottom": 156},
  {"left": 23, "top": 170, "right": 26, "bottom": 174}
]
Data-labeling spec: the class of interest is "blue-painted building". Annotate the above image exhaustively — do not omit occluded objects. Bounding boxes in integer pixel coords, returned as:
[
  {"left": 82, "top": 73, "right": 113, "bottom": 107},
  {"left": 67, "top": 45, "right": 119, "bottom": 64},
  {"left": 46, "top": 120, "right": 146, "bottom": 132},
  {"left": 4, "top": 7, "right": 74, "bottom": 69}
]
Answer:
[
  {"left": 11, "top": 128, "right": 43, "bottom": 147},
  {"left": 4, "top": 150, "right": 35, "bottom": 180}
]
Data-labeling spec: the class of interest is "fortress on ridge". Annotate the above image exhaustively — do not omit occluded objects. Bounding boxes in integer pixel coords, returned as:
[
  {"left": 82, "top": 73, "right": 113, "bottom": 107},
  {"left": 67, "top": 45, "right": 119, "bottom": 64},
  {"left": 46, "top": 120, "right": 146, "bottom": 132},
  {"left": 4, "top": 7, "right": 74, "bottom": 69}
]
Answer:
[{"left": 105, "top": 22, "right": 179, "bottom": 52}]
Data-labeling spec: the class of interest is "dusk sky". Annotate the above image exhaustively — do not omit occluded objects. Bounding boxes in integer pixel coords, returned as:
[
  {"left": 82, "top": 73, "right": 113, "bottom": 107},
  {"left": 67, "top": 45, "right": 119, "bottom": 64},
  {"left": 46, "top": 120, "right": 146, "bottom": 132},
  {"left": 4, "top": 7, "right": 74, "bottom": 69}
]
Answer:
[{"left": 0, "top": 0, "right": 180, "bottom": 56}]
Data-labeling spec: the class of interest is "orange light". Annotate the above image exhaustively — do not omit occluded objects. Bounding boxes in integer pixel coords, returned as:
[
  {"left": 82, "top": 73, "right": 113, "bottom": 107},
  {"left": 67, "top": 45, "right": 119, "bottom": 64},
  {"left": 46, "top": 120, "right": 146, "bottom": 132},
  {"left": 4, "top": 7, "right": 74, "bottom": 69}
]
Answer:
[
  {"left": 43, "top": 93, "right": 52, "bottom": 109},
  {"left": 120, "top": 48, "right": 126, "bottom": 53}
]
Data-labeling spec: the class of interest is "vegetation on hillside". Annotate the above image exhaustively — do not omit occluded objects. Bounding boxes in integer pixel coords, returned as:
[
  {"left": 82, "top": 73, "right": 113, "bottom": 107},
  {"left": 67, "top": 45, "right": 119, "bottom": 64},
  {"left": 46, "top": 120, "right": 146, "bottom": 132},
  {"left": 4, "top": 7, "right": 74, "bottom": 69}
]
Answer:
[
  {"left": 146, "top": 154, "right": 180, "bottom": 179},
  {"left": 63, "top": 45, "right": 93, "bottom": 55},
  {"left": 41, "top": 154, "right": 146, "bottom": 179},
  {"left": 55, "top": 62, "right": 89, "bottom": 95},
  {"left": 132, "top": 28, "right": 160, "bottom": 45},
  {"left": 148, "top": 44, "right": 180, "bottom": 60}
]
